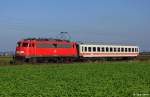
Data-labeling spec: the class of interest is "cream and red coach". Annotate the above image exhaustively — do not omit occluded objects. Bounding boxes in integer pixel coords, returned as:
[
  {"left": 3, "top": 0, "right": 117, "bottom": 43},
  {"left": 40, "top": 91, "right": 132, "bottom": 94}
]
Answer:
[{"left": 78, "top": 43, "right": 139, "bottom": 59}]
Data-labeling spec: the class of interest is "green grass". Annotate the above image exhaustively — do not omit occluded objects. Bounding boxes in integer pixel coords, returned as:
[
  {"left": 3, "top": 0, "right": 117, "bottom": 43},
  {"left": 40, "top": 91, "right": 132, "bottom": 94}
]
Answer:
[
  {"left": 0, "top": 56, "right": 12, "bottom": 65},
  {"left": 0, "top": 61, "right": 150, "bottom": 97},
  {"left": 0, "top": 56, "right": 12, "bottom": 61}
]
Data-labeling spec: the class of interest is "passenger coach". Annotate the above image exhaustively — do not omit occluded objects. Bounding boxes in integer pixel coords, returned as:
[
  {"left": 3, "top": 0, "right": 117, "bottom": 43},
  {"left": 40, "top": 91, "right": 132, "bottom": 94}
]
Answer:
[{"left": 79, "top": 42, "right": 139, "bottom": 59}]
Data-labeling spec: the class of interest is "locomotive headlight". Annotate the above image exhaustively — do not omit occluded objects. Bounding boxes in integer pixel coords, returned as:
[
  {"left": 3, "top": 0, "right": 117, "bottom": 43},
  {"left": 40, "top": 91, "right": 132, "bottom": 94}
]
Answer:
[
  {"left": 20, "top": 51, "right": 24, "bottom": 54},
  {"left": 16, "top": 51, "right": 24, "bottom": 54}
]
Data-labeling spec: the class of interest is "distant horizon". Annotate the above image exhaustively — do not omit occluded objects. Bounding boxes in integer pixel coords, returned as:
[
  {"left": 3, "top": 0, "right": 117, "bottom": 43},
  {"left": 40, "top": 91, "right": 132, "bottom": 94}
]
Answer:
[{"left": 0, "top": 0, "right": 150, "bottom": 51}]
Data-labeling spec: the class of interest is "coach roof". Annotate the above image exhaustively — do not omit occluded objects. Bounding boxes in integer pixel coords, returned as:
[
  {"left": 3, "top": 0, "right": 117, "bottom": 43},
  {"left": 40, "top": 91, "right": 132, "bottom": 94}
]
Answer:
[{"left": 78, "top": 41, "right": 138, "bottom": 47}]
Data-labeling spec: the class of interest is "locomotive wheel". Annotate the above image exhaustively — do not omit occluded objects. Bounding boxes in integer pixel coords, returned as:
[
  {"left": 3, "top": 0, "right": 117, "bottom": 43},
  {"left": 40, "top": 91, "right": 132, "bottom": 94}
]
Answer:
[{"left": 28, "top": 58, "right": 37, "bottom": 64}]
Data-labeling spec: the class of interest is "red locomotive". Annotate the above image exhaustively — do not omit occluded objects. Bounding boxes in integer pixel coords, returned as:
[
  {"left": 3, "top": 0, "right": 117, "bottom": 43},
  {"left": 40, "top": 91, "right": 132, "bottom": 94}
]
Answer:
[
  {"left": 14, "top": 34, "right": 139, "bottom": 63},
  {"left": 15, "top": 38, "right": 78, "bottom": 62}
]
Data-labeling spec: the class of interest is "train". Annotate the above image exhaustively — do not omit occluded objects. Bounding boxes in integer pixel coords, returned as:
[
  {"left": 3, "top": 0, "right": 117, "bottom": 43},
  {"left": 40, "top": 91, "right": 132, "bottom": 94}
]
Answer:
[{"left": 14, "top": 37, "right": 139, "bottom": 63}]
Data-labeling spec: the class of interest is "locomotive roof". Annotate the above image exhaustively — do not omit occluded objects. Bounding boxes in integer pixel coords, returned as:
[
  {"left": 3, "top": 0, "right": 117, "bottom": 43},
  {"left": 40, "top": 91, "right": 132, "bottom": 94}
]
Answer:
[
  {"left": 22, "top": 38, "right": 71, "bottom": 42},
  {"left": 78, "top": 41, "right": 138, "bottom": 47}
]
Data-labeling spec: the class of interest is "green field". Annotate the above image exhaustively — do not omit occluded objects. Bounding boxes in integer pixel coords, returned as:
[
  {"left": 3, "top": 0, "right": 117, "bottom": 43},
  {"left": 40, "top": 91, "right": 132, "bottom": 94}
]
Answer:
[{"left": 0, "top": 61, "right": 150, "bottom": 97}]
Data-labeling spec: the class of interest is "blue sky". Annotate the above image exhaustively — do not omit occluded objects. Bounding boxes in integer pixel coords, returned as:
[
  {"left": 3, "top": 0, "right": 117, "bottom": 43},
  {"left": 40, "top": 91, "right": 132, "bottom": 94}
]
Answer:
[{"left": 0, "top": 0, "right": 150, "bottom": 51}]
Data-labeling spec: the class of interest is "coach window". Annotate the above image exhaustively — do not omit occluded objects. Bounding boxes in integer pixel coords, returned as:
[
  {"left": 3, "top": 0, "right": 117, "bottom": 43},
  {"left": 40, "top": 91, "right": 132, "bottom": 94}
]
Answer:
[
  {"left": 136, "top": 48, "right": 139, "bottom": 52},
  {"left": 93, "top": 47, "right": 96, "bottom": 52},
  {"left": 110, "top": 47, "right": 113, "bottom": 52},
  {"left": 132, "top": 48, "right": 134, "bottom": 52},
  {"left": 128, "top": 48, "right": 131, "bottom": 52},
  {"left": 135, "top": 48, "right": 137, "bottom": 52},
  {"left": 106, "top": 47, "right": 109, "bottom": 52},
  {"left": 82, "top": 47, "right": 84, "bottom": 52},
  {"left": 84, "top": 47, "right": 87, "bottom": 52},
  {"left": 102, "top": 47, "right": 105, "bottom": 52},
  {"left": 125, "top": 48, "right": 128, "bottom": 52},
  {"left": 97, "top": 47, "right": 100, "bottom": 52},
  {"left": 114, "top": 48, "right": 116, "bottom": 52},
  {"left": 88, "top": 47, "right": 91, "bottom": 52},
  {"left": 134, "top": 48, "right": 137, "bottom": 52},
  {"left": 118, "top": 48, "right": 120, "bottom": 52},
  {"left": 121, "top": 48, "right": 124, "bottom": 52}
]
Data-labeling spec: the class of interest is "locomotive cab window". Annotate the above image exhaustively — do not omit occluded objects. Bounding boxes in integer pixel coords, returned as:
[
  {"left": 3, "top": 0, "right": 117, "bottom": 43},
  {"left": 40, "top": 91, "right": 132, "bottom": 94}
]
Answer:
[
  {"left": 17, "top": 42, "right": 21, "bottom": 47},
  {"left": 29, "top": 43, "right": 35, "bottom": 47},
  {"left": 22, "top": 43, "right": 29, "bottom": 47}
]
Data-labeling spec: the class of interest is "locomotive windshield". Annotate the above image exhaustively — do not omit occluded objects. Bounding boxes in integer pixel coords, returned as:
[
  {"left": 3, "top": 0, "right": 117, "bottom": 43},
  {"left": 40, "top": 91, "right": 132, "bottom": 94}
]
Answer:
[
  {"left": 22, "top": 43, "right": 29, "bottom": 47},
  {"left": 17, "top": 42, "right": 29, "bottom": 47},
  {"left": 17, "top": 42, "right": 21, "bottom": 47}
]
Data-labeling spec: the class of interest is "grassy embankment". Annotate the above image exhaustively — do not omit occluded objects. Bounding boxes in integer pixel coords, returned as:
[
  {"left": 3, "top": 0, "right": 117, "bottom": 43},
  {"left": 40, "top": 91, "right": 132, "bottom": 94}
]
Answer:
[{"left": 0, "top": 58, "right": 149, "bottom": 97}]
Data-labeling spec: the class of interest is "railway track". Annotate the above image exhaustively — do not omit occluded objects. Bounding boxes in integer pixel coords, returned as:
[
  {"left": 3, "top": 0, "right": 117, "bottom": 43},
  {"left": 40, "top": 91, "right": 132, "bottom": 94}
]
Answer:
[
  {"left": 0, "top": 53, "right": 150, "bottom": 65},
  {"left": 137, "top": 52, "right": 150, "bottom": 61}
]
